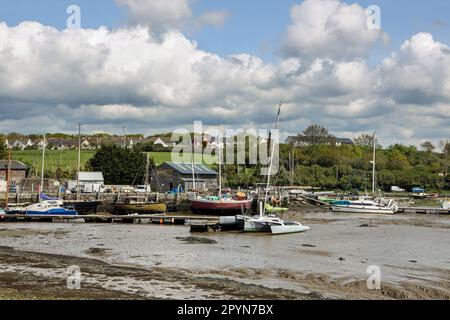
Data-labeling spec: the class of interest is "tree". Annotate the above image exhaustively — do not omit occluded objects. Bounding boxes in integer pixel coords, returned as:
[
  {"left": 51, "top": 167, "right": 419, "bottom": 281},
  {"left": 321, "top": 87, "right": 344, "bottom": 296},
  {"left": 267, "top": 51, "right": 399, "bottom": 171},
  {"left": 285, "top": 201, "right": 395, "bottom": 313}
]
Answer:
[
  {"left": 301, "top": 124, "right": 335, "bottom": 145},
  {"left": 421, "top": 141, "right": 435, "bottom": 152},
  {"left": 354, "top": 133, "right": 375, "bottom": 147},
  {"left": 88, "top": 144, "right": 148, "bottom": 185},
  {"left": 0, "top": 136, "right": 7, "bottom": 159}
]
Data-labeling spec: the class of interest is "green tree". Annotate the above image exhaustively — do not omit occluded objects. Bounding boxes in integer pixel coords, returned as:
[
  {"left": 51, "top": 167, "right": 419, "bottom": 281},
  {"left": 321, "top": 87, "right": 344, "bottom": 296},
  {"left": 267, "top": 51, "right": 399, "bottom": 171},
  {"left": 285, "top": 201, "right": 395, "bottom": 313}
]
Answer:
[
  {"left": 421, "top": 141, "right": 435, "bottom": 152},
  {"left": 88, "top": 145, "right": 147, "bottom": 185},
  {"left": 301, "top": 124, "right": 335, "bottom": 145},
  {"left": 0, "top": 136, "right": 7, "bottom": 159},
  {"left": 354, "top": 133, "right": 375, "bottom": 147}
]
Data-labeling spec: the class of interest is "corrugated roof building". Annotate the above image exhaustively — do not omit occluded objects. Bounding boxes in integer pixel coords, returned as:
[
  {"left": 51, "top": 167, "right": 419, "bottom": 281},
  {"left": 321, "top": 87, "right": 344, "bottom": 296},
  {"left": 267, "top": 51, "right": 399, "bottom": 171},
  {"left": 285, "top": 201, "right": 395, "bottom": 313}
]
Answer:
[{"left": 156, "top": 162, "right": 218, "bottom": 192}]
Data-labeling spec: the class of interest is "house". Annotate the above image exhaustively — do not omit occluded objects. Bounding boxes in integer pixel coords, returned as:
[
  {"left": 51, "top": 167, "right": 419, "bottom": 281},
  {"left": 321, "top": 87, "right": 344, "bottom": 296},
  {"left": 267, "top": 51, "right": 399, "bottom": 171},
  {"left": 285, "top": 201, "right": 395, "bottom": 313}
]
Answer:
[
  {"left": 335, "top": 138, "right": 354, "bottom": 146},
  {"left": 47, "top": 138, "right": 70, "bottom": 150},
  {"left": 285, "top": 136, "right": 353, "bottom": 147},
  {"left": 68, "top": 172, "right": 105, "bottom": 193},
  {"left": 0, "top": 160, "right": 28, "bottom": 189},
  {"left": 154, "top": 137, "right": 169, "bottom": 148},
  {"left": 156, "top": 162, "right": 218, "bottom": 192}
]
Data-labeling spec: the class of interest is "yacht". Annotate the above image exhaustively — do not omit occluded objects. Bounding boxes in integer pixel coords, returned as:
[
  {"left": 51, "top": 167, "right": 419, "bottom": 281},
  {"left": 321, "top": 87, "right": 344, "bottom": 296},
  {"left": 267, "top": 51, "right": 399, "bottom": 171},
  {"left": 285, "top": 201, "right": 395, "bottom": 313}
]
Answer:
[{"left": 25, "top": 200, "right": 78, "bottom": 216}]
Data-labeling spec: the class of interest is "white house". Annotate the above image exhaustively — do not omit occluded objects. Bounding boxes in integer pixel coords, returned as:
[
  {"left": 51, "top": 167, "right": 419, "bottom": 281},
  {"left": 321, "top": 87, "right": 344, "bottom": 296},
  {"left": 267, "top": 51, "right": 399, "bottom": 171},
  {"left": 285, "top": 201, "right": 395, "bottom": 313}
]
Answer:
[{"left": 154, "top": 138, "right": 169, "bottom": 148}]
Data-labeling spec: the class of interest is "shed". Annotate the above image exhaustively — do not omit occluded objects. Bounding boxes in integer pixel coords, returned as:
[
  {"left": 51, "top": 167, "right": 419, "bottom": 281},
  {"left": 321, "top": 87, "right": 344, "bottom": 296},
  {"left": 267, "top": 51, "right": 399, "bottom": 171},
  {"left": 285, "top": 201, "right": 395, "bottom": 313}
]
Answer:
[
  {"left": 68, "top": 172, "right": 105, "bottom": 193},
  {"left": 0, "top": 160, "right": 27, "bottom": 186},
  {"left": 156, "top": 162, "right": 218, "bottom": 192}
]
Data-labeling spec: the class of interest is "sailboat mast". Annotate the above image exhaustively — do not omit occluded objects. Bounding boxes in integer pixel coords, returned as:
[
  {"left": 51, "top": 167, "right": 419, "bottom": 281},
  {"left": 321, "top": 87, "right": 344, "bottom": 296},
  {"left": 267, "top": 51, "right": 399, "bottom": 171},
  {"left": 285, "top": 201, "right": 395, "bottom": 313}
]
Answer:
[
  {"left": 40, "top": 133, "right": 46, "bottom": 198},
  {"left": 4, "top": 149, "right": 11, "bottom": 208},
  {"left": 263, "top": 103, "right": 282, "bottom": 216},
  {"left": 77, "top": 124, "right": 81, "bottom": 201},
  {"left": 372, "top": 132, "right": 376, "bottom": 195},
  {"left": 191, "top": 136, "right": 196, "bottom": 191},
  {"left": 145, "top": 152, "right": 150, "bottom": 193},
  {"left": 218, "top": 133, "right": 222, "bottom": 199}
]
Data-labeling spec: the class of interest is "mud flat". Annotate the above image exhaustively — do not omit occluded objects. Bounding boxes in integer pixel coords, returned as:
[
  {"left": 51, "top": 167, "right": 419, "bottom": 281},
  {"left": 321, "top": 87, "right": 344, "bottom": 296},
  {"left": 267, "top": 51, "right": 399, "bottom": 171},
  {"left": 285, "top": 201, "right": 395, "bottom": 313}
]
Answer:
[{"left": 0, "top": 211, "right": 449, "bottom": 300}]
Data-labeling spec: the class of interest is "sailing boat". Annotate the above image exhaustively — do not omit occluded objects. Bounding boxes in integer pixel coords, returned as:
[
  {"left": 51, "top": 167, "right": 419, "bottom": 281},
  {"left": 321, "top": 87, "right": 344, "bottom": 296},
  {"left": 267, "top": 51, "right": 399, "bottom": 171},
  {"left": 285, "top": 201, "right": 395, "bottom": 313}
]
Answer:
[
  {"left": 243, "top": 104, "right": 310, "bottom": 234},
  {"left": 189, "top": 134, "right": 253, "bottom": 215},
  {"left": 331, "top": 133, "right": 398, "bottom": 214},
  {"left": 63, "top": 124, "right": 102, "bottom": 214},
  {"left": 24, "top": 134, "right": 78, "bottom": 216},
  {"left": 113, "top": 153, "right": 167, "bottom": 214}
]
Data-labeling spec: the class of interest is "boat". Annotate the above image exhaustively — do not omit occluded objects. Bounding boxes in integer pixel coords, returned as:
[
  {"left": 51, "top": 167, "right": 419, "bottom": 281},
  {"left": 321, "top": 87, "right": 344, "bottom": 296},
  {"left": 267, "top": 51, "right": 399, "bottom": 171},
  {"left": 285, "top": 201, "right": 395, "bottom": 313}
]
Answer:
[
  {"left": 244, "top": 215, "right": 310, "bottom": 234},
  {"left": 113, "top": 196, "right": 167, "bottom": 215},
  {"left": 190, "top": 196, "right": 253, "bottom": 215},
  {"left": 244, "top": 104, "right": 310, "bottom": 235},
  {"left": 331, "top": 198, "right": 398, "bottom": 214},
  {"left": 25, "top": 200, "right": 78, "bottom": 216},
  {"left": 113, "top": 154, "right": 166, "bottom": 215},
  {"left": 189, "top": 135, "right": 253, "bottom": 215},
  {"left": 0, "top": 208, "right": 5, "bottom": 221},
  {"left": 331, "top": 134, "right": 398, "bottom": 214},
  {"left": 441, "top": 200, "right": 450, "bottom": 210}
]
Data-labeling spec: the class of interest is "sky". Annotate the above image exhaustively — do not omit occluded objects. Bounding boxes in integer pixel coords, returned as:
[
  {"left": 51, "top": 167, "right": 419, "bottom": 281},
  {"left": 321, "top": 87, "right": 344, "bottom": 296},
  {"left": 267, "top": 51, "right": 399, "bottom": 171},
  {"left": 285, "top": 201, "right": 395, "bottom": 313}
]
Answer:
[{"left": 0, "top": 0, "right": 450, "bottom": 147}]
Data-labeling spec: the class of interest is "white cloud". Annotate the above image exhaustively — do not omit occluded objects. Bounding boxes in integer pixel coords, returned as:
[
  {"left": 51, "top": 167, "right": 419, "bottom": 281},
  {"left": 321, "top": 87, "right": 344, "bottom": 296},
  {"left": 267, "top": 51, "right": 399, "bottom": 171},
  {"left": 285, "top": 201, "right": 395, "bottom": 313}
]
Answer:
[
  {"left": 116, "top": 0, "right": 192, "bottom": 32},
  {"left": 116, "top": 0, "right": 230, "bottom": 33},
  {"left": 283, "top": 0, "right": 386, "bottom": 61},
  {"left": 0, "top": 1, "right": 450, "bottom": 147}
]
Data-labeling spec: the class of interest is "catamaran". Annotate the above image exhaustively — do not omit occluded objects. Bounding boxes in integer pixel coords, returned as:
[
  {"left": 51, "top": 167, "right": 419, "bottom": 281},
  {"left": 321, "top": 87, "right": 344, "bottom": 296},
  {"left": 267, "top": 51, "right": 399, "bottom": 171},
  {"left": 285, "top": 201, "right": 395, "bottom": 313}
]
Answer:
[{"left": 243, "top": 104, "right": 310, "bottom": 235}]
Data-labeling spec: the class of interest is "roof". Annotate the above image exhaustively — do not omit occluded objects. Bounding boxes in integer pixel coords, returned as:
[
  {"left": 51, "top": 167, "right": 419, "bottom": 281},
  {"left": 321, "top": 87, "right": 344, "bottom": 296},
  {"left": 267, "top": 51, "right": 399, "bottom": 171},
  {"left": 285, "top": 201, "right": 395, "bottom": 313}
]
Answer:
[
  {"left": 336, "top": 138, "right": 354, "bottom": 144},
  {"left": 77, "top": 172, "right": 104, "bottom": 181},
  {"left": 161, "top": 162, "right": 218, "bottom": 175},
  {"left": 0, "top": 160, "right": 27, "bottom": 170}
]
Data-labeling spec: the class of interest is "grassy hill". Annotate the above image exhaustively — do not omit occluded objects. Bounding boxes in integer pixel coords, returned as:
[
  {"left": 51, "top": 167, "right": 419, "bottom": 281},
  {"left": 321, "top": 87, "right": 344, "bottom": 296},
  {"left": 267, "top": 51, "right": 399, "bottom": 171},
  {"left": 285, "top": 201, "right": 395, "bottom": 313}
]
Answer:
[{"left": 12, "top": 150, "right": 216, "bottom": 173}]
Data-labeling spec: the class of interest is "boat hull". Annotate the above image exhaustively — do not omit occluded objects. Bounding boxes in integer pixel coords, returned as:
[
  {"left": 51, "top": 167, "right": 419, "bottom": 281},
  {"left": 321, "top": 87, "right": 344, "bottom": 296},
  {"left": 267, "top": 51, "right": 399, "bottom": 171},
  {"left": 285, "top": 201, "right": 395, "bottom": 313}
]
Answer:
[
  {"left": 190, "top": 199, "right": 253, "bottom": 216},
  {"left": 64, "top": 200, "right": 102, "bottom": 214},
  {"left": 113, "top": 203, "right": 167, "bottom": 215},
  {"left": 270, "top": 225, "right": 310, "bottom": 235},
  {"left": 26, "top": 208, "right": 78, "bottom": 216},
  {"left": 244, "top": 220, "right": 271, "bottom": 232},
  {"left": 331, "top": 205, "right": 395, "bottom": 214}
]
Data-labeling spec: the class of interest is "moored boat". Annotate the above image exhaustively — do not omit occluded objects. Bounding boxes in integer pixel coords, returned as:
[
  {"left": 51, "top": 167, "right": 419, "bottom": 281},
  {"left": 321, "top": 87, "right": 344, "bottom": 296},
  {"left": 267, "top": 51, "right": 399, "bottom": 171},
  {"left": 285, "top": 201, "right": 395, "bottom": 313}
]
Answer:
[
  {"left": 113, "top": 196, "right": 167, "bottom": 215},
  {"left": 331, "top": 198, "right": 398, "bottom": 214},
  {"left": 25, "top": 200, "right": 78, "bottom": 216},
  {"left": 190, "top": 196, "right": 253, "bottom": 215}
]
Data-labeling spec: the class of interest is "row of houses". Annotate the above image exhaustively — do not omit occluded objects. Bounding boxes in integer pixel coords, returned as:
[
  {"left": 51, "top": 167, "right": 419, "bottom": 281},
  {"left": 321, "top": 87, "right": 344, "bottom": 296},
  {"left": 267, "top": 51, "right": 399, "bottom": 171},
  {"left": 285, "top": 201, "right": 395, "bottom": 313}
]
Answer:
[
  {"left": 3, "top": 136, "right": 171, "bottom": 151},
  {"left": 285, "top": 136, "right": 354, "bottom": 147}
]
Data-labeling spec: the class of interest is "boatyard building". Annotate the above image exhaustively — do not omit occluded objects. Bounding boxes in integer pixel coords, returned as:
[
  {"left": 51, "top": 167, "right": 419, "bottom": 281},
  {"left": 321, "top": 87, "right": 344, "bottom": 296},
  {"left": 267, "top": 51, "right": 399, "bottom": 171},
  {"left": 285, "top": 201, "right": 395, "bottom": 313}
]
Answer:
[{"left": 156, "top": 162, "right": 218, "bottom": 192}]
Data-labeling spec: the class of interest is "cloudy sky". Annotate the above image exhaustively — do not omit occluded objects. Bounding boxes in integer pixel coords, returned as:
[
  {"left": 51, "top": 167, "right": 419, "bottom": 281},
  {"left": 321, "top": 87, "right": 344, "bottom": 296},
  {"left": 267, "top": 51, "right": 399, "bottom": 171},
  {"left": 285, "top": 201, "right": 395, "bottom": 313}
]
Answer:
[{"left": 0, "top": 0, "right": 450, "bottom": 147}]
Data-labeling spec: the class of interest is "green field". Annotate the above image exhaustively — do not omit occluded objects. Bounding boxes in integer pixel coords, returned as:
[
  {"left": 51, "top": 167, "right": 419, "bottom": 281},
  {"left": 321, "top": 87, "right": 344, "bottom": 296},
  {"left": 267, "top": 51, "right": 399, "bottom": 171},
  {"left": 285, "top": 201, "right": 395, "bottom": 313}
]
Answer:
[{"left": 12, "top": 150, "right": 216, "bottom": 173}]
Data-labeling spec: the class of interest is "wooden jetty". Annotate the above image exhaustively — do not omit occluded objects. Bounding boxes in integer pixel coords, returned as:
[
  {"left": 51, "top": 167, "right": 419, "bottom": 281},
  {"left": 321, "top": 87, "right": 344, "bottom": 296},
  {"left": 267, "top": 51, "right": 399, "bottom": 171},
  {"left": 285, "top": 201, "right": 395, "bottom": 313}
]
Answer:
[
  {"left": 396, "top": 207, "right": 450, "bottom": 215},
  {"left": 4, "top": 213, "right": 220, "bottom": 225}
]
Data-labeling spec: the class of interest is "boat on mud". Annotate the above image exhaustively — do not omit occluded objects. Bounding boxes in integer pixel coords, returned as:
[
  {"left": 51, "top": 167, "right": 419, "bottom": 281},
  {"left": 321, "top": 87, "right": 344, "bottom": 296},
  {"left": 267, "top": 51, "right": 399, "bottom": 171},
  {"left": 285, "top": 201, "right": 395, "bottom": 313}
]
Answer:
[{"left": 113, "top": 196, "right": 167, "bottom": 215}]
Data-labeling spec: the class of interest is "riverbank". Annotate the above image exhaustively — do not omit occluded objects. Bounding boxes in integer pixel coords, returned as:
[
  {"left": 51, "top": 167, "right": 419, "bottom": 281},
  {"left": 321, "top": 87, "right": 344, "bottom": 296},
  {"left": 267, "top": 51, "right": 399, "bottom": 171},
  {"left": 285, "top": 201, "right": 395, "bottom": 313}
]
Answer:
[{"left": 0, "top": 211, "right": 449, "bottom": 300}]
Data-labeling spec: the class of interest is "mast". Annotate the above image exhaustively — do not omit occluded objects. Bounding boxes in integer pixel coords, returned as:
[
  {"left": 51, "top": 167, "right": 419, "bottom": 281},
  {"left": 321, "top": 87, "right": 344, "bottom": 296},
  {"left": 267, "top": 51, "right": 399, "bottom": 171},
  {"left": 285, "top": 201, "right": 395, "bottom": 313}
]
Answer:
[
  {"left": 76, "top": 124, "right": 81, "bottom": 201},
  {"left": 145, "top": 152, "right": 150, "bottom": 194},
  {"left": 4, "top": 149, "right": 11, "bottom": 209},
  {"left": 263, "top": 103, "right": 282, "bottom": 216},
  {"left": 372, "top": 132, "right": 376, "bottom": 195},
  {"left": 191, "top": 136, "right": 196, "bottom": 191},
  {"left": 40, "top": 133, "right": 46, "bottom": 199},
  {"left": 218, "top": 133, "right": 222, "bottom": 199}
]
